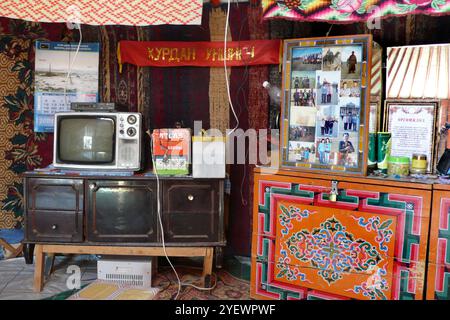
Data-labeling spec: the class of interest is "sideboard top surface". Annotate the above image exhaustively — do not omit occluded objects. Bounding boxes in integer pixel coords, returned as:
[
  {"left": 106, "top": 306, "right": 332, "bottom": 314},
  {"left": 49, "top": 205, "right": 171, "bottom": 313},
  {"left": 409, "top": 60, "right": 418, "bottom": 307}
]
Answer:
[
  {"left": 253, "top": 167, "right": 446, "bottom": 190},
  {"left": 22, "top": 171, "right": 223, "bottom": 181}
]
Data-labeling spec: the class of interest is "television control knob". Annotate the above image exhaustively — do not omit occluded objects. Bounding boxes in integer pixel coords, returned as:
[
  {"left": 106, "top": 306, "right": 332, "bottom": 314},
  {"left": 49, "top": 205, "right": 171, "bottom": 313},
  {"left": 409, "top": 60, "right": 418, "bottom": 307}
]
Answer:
[
  {"left": 120, "top": 129, "right": 124, "bottom": 135},
  {"left": 127, "top": 127, "right": 137, "bottom": 137},
  {"left": 127, "top": 115, "right": 137, "bottom": 125}
]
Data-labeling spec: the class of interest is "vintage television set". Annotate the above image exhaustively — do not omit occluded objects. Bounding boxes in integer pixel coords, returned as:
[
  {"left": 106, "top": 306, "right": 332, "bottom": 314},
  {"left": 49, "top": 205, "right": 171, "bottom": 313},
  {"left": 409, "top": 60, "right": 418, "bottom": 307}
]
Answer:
[{"left": 53, "top": 111, "right": 143, "bottom": 171}]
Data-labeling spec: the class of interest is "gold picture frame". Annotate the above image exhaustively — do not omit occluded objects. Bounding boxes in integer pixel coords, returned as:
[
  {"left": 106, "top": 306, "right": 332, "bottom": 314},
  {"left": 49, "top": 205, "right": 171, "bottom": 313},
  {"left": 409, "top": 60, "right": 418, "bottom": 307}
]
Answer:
[{"left": 279, "top": 34, "right": 373, "bottom": 176}]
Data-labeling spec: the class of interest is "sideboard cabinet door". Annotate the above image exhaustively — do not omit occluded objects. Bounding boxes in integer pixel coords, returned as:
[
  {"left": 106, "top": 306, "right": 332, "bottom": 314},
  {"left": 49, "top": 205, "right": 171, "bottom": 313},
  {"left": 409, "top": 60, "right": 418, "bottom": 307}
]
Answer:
[
  {"left": 162, "top": 180, "right": 223, "bottom": 243},
  {"left": 427, "top": 189, "right": 450, "bottom": 300},
  {"left": 251, "top": 173, "right": 431, "bottom": 300},
  {"left": 86, "top": 180, "right": 157, "bottom": 242},
  {"left": 25, "top": 178, "right": 83, "bottom": 242}
]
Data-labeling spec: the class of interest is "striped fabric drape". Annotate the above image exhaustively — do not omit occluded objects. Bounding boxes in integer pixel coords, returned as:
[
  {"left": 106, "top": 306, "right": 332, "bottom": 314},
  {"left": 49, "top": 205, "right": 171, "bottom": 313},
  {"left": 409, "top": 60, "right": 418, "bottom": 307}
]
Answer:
[{"left": 387, "top": 44, "right": 450, "bottom": 99}]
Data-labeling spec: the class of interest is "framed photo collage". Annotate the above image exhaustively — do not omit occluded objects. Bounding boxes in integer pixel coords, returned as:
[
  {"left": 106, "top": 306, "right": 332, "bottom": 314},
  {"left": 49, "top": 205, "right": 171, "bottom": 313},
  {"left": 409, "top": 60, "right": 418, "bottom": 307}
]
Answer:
[{"left": 280, "top": 35, "right": 372, "bottom": 175}]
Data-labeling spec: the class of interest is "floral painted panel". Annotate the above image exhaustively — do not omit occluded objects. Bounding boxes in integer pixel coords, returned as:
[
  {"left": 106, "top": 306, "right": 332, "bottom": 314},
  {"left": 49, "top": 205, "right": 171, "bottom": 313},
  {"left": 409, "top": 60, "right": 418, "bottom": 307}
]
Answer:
[
  {"left": 251, "top": 177, "right": 429, "bottom": 300},
  {"left": 261, "top": 0, "right": 450, "bottom": 23},
  {"left": 273, "top": 201, "right": 397, "bottom": 300}
]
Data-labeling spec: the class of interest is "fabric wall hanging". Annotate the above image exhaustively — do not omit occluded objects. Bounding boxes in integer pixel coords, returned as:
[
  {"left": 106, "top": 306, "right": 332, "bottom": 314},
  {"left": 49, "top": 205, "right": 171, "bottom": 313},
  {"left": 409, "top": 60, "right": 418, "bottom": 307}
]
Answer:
[
  {"left": 209, "top": 7, "right": 232, "bottom": 138},
  {"left": 0, "top": 36, "right": 53, "bottom": 229},
  {"left": 0, "top": 0, "right": 203, "bottom": 25},
  {"left": 261, "top": 0, "right": 450, "bottom": 23}
]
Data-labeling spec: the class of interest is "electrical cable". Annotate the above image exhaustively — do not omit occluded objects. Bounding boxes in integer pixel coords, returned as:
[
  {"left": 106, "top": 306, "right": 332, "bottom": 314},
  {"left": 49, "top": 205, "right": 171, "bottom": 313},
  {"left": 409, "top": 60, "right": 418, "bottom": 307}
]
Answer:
[
  {"left": 326, "top": 24, "right": 334, "bottom": 37},
  {"left": 64, "top": 24, "right": 83, "bottom": 108},
  {"left": 148, "top": 130, "right": 182, "bottom": 300},
  {"left": 223, "top": 3, "right": 251, "bottom": 206},
  {"left": 141, "top": 1, "right": 244, "bottom": 298},
  {"left": 147, "top": 130, "right": 217, "bottom": 300},
  {"left": 224, "top": 0, "right": 239, "bottom": 136}
]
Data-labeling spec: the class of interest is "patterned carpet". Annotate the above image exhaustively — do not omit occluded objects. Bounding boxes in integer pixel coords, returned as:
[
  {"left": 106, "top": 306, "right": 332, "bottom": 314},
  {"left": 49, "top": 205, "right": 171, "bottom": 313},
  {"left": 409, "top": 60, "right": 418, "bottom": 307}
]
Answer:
[
  {"left": 153, "top": 266, "right": 250, "bottom": 300},
  {"left": 44, "top": 266, "right": 250, "bottom": 300}
]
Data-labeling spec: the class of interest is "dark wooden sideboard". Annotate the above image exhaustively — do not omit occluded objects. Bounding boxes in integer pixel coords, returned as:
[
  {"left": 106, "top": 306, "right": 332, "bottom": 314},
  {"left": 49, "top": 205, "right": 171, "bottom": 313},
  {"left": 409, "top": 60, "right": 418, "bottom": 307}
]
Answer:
[{"left": 22, "top": 172, "right": 225, "bottom": 266}]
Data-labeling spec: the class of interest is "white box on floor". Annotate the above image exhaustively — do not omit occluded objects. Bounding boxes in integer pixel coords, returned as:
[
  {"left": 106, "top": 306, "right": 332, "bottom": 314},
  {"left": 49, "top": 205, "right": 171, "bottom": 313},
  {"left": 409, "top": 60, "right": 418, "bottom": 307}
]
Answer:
[
  {"left": 97, "top": 256, "right": 157, "bottom": 287},
  {"left": 192, "top": 135, "right": 226, "bottom": 178}
]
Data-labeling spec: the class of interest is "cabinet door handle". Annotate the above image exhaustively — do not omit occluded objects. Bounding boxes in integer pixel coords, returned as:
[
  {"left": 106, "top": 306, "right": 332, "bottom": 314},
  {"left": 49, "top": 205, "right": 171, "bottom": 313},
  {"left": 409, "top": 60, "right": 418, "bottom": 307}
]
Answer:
[
  {"left": 51, "top": 224, "right": 57, "bottom": 230},
  {"left": 329, "top": 180, "right": 339, "bottom": 202},
  {"left": 187, "top": 194, "right": 194, "bottom": 201}
]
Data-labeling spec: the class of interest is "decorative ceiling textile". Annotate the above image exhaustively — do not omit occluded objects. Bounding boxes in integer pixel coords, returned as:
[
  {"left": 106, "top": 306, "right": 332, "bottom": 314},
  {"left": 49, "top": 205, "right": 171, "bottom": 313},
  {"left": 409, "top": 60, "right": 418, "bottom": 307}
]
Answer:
[
  {"left": 0, "top": 0, "right": 203, "bottom": 25},
  {"left": 261, "top": 0, "right": 450, "bottom": 23},
  {"left": 387, "top": 44, "right": 450, "bottom": 99}
]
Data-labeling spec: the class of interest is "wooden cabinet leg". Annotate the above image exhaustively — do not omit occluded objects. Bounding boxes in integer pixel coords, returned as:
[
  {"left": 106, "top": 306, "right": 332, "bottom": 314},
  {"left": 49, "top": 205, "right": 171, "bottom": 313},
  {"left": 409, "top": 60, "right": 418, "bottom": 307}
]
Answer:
[
  {"left": 45, "top": 253, "right": 56, "bottom": 276},
  {"left": 215, "top": 246, "right": 223, "bottom": 269},
  {"left": 202, "top": 247, "right": 214, "bottom": 288},
  {"left": 23, "top": 243, "right": 35, "bottom": 265},
  {"left": 33, "top": 245, "right": 45, "bottom": 292}
]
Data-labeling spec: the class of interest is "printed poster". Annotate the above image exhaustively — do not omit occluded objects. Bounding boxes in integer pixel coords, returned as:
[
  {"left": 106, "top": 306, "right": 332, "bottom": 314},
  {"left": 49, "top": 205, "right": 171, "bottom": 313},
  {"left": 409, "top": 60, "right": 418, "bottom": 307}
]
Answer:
[{"left": 34, "top": 41, "right": 100, "bottom": 132}]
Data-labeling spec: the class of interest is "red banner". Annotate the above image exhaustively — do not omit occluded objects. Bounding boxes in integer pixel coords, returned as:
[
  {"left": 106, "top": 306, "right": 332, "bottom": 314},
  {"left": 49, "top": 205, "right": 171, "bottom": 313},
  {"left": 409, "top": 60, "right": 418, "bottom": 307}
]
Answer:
[{"left": 118, "top": 40, "right": 281, "bottom": 70}]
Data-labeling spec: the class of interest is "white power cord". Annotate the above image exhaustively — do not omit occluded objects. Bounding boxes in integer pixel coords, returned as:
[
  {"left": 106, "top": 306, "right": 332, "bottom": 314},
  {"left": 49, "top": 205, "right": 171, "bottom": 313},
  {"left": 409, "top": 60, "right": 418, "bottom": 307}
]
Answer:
[
  {"left": 63, "top": 24, "right": 82, "bottom": 109},
  {"left": 148, "top": 131, "right": 217, "bottom": 300},
  {"left": 149, "top": 131, "right": 182, "bottom": 300},
  {"left": 224, "top": 0, "right": 239, "bottom": 136}
]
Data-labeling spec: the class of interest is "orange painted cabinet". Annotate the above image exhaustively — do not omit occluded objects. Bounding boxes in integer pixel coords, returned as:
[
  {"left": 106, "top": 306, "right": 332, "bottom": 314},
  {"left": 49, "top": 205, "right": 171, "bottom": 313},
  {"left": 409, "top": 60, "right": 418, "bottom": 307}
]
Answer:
[
  {"left": 250, "top": 170, "right": 431, "bottom": 300},
  {"left": 426, "top": 185, "right": 450, "bottom": 300}
]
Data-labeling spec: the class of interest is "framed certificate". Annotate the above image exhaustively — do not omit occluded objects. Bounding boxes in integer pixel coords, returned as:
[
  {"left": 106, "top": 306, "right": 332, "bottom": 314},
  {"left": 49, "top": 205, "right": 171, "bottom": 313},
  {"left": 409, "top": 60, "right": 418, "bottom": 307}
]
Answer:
[
  {"left": 386, "top": 100, "right": 438, "bottom": 173},
  {"left": 279, "top": 35, "right": 373, "bottom": 176}
]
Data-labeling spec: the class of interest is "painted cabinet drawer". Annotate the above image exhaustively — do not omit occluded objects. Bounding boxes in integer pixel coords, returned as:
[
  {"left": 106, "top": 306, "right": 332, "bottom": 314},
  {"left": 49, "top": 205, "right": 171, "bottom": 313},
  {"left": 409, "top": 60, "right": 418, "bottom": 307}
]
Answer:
[{"left": 251, "top": 173, "right": 431, "bottom": 300}]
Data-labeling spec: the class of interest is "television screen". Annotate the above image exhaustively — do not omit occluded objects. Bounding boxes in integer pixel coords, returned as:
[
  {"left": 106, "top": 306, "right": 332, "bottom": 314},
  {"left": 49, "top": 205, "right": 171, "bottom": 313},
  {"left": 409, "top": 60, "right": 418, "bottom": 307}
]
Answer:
[{"left": 58, "top": 117, "right": 115, "bottom": 164}]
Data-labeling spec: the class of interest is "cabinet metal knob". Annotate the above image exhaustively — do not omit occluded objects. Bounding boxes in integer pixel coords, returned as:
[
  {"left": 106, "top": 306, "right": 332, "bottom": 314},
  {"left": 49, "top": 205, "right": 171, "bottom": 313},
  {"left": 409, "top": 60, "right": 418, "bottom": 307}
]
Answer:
[
  {"left": 187, "top": 194, "right": 194, "bottom": 201},
  {"left": 51, "top": 224, "right": 57, "bottom": 230},
  {"left": 329, "top": 180, "right": 339, "bottom": 202}
]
